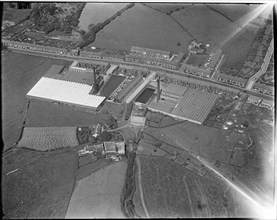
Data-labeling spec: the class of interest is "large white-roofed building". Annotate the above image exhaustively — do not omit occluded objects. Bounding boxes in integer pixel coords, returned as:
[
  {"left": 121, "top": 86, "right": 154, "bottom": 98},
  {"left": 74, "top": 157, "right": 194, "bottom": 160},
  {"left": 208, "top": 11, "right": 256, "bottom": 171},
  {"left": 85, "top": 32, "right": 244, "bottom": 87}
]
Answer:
[{"left": 26, "top": 77, "right": 106, "bottom": 110}]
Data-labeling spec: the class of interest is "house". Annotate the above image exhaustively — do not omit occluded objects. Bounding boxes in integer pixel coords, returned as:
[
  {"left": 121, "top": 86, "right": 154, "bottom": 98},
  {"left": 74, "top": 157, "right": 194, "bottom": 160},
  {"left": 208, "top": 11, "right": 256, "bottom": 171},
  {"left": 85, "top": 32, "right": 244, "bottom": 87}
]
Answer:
[
  {"left": 246, "top": 95, "right": 261, "bottom": 106},
  {"left": 259, "top": 99, "right": 274, "bottom": 110}
]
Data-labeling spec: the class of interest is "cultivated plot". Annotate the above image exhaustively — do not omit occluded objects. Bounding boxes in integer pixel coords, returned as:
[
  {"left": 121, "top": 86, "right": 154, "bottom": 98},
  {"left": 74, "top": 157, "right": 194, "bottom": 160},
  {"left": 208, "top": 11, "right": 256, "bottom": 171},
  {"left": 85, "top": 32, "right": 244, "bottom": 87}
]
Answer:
[{"left": 18, "top": 127, "right": 78, "bottom": 151}]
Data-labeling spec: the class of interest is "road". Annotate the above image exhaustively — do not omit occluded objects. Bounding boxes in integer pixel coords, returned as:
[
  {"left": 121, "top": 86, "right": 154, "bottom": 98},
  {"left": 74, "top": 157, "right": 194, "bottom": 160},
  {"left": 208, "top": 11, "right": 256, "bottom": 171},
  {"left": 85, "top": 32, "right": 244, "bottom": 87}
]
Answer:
[
  {"left": 245, "top": 39, "right": 274, "bottom": 90},
  {"left": 8, "top": 47, "right": 273, "bottom": 101}
]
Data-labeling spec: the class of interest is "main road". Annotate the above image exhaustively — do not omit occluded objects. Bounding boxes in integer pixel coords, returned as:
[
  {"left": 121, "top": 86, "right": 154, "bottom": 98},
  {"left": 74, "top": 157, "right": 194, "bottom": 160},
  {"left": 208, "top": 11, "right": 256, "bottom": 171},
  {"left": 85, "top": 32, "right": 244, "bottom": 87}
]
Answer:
[{"left": 8, "top": 46, "right": 273, "bottom": 101}]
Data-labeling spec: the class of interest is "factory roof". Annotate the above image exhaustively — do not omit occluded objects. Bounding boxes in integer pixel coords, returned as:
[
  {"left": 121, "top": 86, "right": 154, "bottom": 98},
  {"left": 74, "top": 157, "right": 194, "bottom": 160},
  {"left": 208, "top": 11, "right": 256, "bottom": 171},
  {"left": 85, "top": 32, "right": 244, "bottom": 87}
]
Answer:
[
  {"left": 27, "top": 77, "right": 106, "bottom": 109},
  {"left": 171, "top": 88, "right": 219, "bottom": 124}
]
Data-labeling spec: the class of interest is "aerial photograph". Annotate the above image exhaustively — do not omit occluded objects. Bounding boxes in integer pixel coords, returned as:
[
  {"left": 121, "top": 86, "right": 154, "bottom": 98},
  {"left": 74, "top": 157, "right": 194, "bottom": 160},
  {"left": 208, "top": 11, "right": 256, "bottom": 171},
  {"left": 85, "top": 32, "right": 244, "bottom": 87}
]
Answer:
[{"left": 1, "top": 1, "right": 275, "bottom": 219}]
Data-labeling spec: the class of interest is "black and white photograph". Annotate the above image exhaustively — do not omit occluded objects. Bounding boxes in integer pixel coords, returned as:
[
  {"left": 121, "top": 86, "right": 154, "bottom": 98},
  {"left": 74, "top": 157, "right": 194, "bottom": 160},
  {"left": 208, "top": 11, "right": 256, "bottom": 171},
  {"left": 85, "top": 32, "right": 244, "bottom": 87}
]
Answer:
[{"left": 1, "top": 0, "right": 275, "bottom": 218}]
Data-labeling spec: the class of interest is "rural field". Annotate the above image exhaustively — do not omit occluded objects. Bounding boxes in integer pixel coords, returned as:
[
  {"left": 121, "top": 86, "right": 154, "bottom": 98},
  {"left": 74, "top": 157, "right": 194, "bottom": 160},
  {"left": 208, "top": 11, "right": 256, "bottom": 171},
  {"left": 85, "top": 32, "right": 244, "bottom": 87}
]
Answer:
[
  {"left": 93, "top": 3, "right": 193, "bottom": 54},
  {"left": 17, "top": 127, "right": 78, "bottom": 151},
  {"left": 65, "top": 161, "right": 127, "bottom": 218},
  {"left": 136, "top": 155, "right": 252, "bottom": 218},
  {"left": 2, "top": 148, "right": 78, "bottom": 218},
  {"left": 207, "top": 4, "right": 259, "bottom": 24},
  {"left": 1, "top": 50, "right": 72, "bottom": 150},
  {"left": 78, "top": 3, "right": 128, "bottom": 32},
  {"left": 172, "top": 4, "right": 238, "bottom": 49}
]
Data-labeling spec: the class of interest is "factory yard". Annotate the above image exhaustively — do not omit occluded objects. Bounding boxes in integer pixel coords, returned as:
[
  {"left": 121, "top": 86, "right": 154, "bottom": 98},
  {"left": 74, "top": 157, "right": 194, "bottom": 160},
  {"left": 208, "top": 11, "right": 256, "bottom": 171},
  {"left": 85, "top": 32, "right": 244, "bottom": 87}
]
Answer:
[
  {"left": 17, "top": 127, "right": 79, "bottom": 151},
  {"left": 65, "top": 161, "right": 127, "bottom": 218},
  {"left": 93, "top": 3, "right": 193, "bottom": 54}
]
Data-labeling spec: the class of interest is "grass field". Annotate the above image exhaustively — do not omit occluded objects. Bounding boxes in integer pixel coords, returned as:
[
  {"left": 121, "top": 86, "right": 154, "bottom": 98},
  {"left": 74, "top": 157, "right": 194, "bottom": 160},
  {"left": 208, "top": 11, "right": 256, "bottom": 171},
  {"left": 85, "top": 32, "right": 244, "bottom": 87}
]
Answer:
[
  {"left": 1, "top": 51, "right": 72, "bottom": 150},
  {"left": 17, "top": 127, "right": 78, "bottom": 151},
  {"left": 93, "top": 3, "right": 193, "bottom": 54},
  {"left": 78, "top": 3, "right": 128, "bottom": 32},
  {"left": 25, "top": 99, "right": 110, "bottom": 127},
  {"left": 172, "top": 4, "right": 238, "bottom": 50},
  {"left": 137, "top": 155, "right": 251, "bottom": 217},
  {"left": 144, "top": 3, "right": 190, "bottom": 14},
  {"left": 220, "top": 24, "right": 259, "bottom": 70},
  {"left": 66, "top": 161, "right": 127, "bottom": 218},
  {"left": 2, "top": 149, "right": 78, "bottom": 218},
  {"left": 207, "top": 4, "right": 260, "bottom": 24}
]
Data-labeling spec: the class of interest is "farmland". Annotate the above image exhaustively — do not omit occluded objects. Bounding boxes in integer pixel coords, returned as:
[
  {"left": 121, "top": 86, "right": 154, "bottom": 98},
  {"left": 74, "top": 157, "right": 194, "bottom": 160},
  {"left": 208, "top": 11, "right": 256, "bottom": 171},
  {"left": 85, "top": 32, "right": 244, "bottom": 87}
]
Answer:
[
  {"left": 78, "top": 3, "right": 128, "bottom": 32},
  {"left": 17, "top": 127, "right": 78, "bottom": 151},
  {"left": 144, "top": 3, "right": 190, "bottom": 15},
  {"left": 65, "top": 161, "right": 127, "bottom": 218},
  {"left": 172, "top": 4, "right": 238, "bottom": 50},
  {"left": 93, "top": 3, "right": 193, "bottom": 54},
  {"left": 207, "top": 4, "right": 260, "bottom": 25},
  {"left": 136, "top": 155, "right": 252, "bottom": 217},
  {"left": 2, "top": 148, "right": 78, "bottom": 218},
  {"left": 1, "top": 50, "right": 72, "bottom": 150}
]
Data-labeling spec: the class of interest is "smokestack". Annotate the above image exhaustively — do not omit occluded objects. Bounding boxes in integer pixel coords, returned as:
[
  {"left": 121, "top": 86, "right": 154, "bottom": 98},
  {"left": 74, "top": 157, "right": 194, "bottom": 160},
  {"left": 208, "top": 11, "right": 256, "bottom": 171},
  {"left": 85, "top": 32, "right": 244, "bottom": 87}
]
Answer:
[{"left": 156, "top": 76, "right": 161, "bottom": 102}]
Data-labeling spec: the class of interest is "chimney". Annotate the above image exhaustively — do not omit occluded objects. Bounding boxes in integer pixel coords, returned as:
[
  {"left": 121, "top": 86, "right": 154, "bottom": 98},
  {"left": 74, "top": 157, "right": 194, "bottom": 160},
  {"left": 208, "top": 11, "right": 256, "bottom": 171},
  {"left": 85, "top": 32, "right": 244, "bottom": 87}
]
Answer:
[{"left": 156, "top": 76, "right": 161, "bottom": 102}]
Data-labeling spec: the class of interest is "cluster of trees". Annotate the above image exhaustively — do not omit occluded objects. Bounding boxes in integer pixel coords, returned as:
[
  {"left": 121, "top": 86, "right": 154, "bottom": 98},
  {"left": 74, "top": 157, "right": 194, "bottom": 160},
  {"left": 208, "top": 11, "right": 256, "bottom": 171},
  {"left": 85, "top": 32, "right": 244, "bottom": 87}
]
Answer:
[
  {"left": 29, "top": 3, "right": 85, "bottom": 34},
  {"left": 78, "top": 3, "right": 135, "bottom": 49},
  {"left": 121, "top": 151, "right": 137, "bottom": 217}
]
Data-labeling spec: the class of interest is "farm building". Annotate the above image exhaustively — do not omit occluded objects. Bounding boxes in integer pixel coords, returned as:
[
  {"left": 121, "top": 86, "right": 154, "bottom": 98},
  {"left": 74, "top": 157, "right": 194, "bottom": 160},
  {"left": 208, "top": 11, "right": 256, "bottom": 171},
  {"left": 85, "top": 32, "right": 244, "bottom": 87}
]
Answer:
[{"left": 104, "top": 141, "right": 126, "bottom": 159}]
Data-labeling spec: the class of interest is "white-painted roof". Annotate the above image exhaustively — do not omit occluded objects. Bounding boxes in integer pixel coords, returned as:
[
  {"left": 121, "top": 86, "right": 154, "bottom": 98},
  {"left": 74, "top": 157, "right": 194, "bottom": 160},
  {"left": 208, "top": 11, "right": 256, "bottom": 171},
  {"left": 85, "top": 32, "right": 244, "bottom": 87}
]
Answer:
[{"left": 27, "top": 77, "right": 106, "bottom": 108}]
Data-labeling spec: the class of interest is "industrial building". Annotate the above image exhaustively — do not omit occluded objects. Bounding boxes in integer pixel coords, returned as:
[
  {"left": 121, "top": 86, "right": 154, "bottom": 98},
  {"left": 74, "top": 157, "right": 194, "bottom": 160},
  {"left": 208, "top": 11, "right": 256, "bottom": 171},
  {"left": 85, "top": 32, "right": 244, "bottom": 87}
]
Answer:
[
  {"left": 26, "top": 62, "right": 107, "bottom": 111},
  {"left": 130, "top": 102, "right": 147, "bottom": 127},
  {"left": 147, "top": 82, "right": 219, "bottom": 124}
]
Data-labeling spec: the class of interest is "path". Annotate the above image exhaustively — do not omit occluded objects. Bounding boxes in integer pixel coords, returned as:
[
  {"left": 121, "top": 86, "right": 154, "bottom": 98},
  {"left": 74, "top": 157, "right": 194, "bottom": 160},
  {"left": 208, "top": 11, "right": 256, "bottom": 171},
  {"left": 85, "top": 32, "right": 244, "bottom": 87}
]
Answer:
[
  {"left": 182, "top": 176, "right": 195, "bottom": 217},
  {"left": 136, "top": 157, "right": 150, "bottom": 218},
  {"left": 246, "top": 39, "right": 274, "bottom": 90}
]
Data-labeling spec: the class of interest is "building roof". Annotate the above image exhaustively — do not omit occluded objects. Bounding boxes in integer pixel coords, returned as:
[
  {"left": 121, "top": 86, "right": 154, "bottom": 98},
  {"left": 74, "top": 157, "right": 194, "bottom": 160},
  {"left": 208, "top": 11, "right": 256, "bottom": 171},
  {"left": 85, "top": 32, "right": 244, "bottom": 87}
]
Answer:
[
  {"left": 103, "top": 141, "right": 116, "bottom": 153},
  {"left": 247, "top": 95, "right": 260, "bottom": 102},
  {"left": 27, "top": 77, "right": 106, "bottom": 109},
  {"left": 253, "top": 83, "right": 274, "bottom": 91},
  {"left": 62, "top": 69, "right": 95, "bottom": 85},
  {"left": 43, "top": 65, "right": 65, "bottom": 78},
  {"left": 216, "top": 73, "right": 248, "bottom": 83},
  {"left": 106, "top": 65, "right": 118, "bottom": 75},
  {"left": 261, "top": 99, "right": 274, "bottom": 106},
  {"left": 131, "top": 46, "right": 171, "bottom": 56}
]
